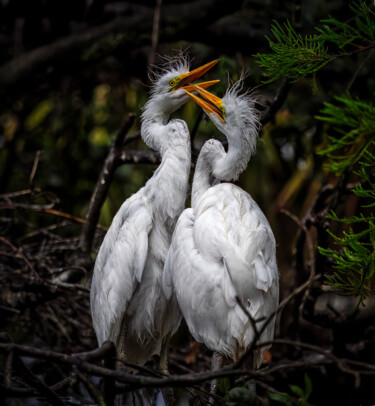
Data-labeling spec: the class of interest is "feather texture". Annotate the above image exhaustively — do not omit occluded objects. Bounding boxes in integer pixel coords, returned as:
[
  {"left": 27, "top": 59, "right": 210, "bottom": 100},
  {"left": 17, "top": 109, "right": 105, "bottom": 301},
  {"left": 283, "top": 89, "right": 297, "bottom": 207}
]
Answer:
[
  {"left": 90, "top": 56, "right": 194, "bottom": 364},
  {"left": 163, "top": 81, "right": 279, "bottom": 368},
  {"left": 163, "top": 182, "right": 278, "bottom": 366}
]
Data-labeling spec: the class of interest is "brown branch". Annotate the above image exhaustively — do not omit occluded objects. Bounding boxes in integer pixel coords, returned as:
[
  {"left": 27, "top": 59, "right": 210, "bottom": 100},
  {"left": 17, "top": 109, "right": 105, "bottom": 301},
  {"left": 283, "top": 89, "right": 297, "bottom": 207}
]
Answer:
[
  {"left": 75, "top": 341, "right": 116, "bottom": 362},
  {"left": 346, "top": 48, "right": 375, "bottom": 91},
  {"left": 123, "top": 131, "right": 141, "bottom": 146},
  {"left": 0, "top": 236, "right": 39, "bottom": 278},
  {"left": 78, "top": 113, "right": 136, "bottom": 256},
  {"left": 149, "top": 0, "right": 163, "bottom": 67},
  {"left": 28, "top": 150, "right": 42, "bottom": 191},
  {"left": 1, "top": 340, "right": 374, "bottom": 395},
  {"left": 260, "top": 78, "right": 292, "bottom": 126},
  {"left": 0, "top": 13, "right": 150, "bottom": 100},
  {"left": 12, "top": 352, "right": 65, "bottom": 406},
  {"left": 280, "top": 208, "right": 317, "bottom": 320},
  {"left": 0, "top": 0, "right": 242, "bottom": 104},
  {"left": 0, "top": 188, "right": 41, "bottom": 199},
  {"left": 74, "top": 367, "right": 105, "bottom": 405},
  {"left": 0, "top": 206, "right": 90, "bottom": 226},
  {"left": 234, "top": 272, "right": 322, "bottom": 369}
]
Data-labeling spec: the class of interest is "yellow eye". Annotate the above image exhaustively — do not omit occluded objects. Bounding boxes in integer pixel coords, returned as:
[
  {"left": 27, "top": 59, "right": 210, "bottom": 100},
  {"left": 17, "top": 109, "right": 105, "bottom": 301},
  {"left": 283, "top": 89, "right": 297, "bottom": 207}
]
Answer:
[{"left": 169, "top": 79, "right": 176, "bottom": 87}]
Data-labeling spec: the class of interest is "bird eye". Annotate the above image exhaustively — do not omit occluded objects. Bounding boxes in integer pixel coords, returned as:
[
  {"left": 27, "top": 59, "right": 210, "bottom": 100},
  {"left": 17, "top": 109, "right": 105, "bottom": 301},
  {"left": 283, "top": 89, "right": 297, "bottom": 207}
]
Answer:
[{"left": 169, "top": 79, "right": 176, "bottom": 87}]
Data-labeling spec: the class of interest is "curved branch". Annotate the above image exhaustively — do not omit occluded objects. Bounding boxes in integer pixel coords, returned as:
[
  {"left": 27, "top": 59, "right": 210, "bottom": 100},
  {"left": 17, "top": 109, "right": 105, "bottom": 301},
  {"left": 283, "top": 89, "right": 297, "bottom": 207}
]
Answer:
[
  {"left": 78, "top": 113, "right": 136, "bottom": 256},
  {"left": 0, "top": 0, "right": 241, "bottom": 103}
]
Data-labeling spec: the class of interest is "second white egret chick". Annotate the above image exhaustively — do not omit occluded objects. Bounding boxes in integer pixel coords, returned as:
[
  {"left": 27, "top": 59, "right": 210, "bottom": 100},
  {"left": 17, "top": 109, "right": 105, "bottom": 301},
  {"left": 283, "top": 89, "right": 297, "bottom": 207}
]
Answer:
[{"left": 163, "top": 81, "right": 279, "bottom": 374}]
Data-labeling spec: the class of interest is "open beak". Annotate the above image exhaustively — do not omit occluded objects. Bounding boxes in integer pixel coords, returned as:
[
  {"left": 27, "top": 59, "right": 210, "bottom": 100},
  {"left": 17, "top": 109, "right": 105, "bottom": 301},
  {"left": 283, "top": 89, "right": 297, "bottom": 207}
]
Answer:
[
  {"left": 182, "top": 80, "right": 220, "bottom": 92},
  {"left": 184, "top": 85, "right": 226, "bottom": 122},
  {"left": 172, "top": 59, "right": 220, "bottom": 91}
]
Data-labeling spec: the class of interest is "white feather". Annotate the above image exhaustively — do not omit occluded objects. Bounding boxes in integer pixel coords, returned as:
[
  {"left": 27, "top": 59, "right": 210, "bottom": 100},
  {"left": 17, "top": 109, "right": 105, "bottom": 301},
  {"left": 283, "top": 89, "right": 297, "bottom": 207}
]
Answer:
[
  {"left": 164, "top": 81, "right": 279, "bottom": 368},
  {"left": 90, "top": 58, "right": 193, "bottom": 364}
]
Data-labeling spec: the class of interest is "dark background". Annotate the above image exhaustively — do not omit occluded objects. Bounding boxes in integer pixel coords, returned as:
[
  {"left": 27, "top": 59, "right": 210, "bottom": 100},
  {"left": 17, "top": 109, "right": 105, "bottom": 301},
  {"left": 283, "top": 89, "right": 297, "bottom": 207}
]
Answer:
[{"left": 1, "top": 1, "right": 374, "bottom": 405}]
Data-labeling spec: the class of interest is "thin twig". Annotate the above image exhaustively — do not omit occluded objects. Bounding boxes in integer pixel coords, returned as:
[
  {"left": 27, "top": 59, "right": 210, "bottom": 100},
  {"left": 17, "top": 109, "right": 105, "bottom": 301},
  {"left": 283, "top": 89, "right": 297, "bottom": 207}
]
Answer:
[
  {"left": 234, "top": 272, "right": 321, "bottom": 369},
  {"left": 0, "top": 236, "right": 39, "bottom": 278},
  {"left": 29, "top": 150, "right": 42, "bottom": 191},
  {"left": 260, "top": 78, "right": 292, "bottom": 126},
  {"left": 346, "top": 49, "right": 375, "bottom": 91},
  {"left": 74, "top": 367, "right": 105, "bottom": 405},
  {"left": 149, "top": 0, "right": 162, "bottom": 67},
  {"left": 2, "top": 340, "right": 374, "bottom": 393},
  {"left": 13, "top": 352, "right": 66, "bottom": 406},
  {"left": 280, "top": 208, "right": 317, "bottom": 318}
]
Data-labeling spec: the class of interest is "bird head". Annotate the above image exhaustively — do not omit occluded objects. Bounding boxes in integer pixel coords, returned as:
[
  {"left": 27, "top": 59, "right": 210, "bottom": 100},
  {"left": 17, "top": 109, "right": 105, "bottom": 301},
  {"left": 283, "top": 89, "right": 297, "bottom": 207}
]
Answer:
[
  {"left": 184, "top": 81, "right": 260, "bottom": 139},
  {"left": 184, "top": 80, "right": 261, "bottom": 181},
  {"left": 149, "top": 59, "right": 220, "bottom": 115}
]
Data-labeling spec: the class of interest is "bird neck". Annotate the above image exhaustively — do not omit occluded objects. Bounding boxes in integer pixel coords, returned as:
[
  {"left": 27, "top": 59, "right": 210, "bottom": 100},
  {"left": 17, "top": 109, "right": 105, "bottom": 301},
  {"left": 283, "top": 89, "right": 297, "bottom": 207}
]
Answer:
[
  {"left": 192, "top": 146, "right": 224, "bottom": 209},
  {"left": 192, "top": 120, "right": 259, "bottom": 207},
  {"left": 212, "top": 126, "right": 256, "bottom": 182},
  {"left": 145, "top": 135, "right": 191, "bottom": 221},
  {"left": 141, "top": 95, "right": 179, "bottom": 153}
]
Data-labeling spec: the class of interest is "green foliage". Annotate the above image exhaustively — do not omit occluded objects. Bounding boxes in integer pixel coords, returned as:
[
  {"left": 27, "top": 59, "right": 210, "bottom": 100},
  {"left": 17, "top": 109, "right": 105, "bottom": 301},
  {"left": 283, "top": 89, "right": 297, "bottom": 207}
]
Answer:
[
  {"left": 225, "top": 386, "right": 260, "bottom": 406},
  {"left": 318, "top": 221, "right": 375, "bottom": 304},
  {"left": 317, "top": 1, "right": 375, "bottom": 46},
  {"left": 317, "top": 145, "right": 375, "bottom": 305},
  {"left": 25, "top": 99, "right": 55, "bottom": 131},
  {"left": 254, "top": 1, "right": 375, "bottom": 84},
  {"left": 268, "top": 374, "right": 313, "bottom": 406},
  {"left": 316, "top": 94, "right": 375, "bottom": 174},
  {"left": 255, "top": 1, "right": 375, "bottom": 305},
  {"left": 317, "top": 95, "right": 375, "bottom": 305},
  {"left": 254, "top": 20, "right": 333, "bottom": 84}
]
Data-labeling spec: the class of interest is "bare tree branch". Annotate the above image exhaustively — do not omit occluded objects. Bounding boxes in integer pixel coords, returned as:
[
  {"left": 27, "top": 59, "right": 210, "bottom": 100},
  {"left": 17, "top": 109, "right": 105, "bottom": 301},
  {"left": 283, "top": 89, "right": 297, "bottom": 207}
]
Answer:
[
  {"left": 78, "top": 113, "right": 136, "bottom": 257},
  {"left": 0, "top": 0, "right": 242, "bottom": 104}
]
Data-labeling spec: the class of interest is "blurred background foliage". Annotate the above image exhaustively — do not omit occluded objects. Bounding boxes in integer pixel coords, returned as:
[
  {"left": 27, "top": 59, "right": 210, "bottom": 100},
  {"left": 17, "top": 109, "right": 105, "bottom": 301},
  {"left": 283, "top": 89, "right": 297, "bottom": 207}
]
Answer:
[
  {"left": 1, "top": 0, "right": 374, "bottom": 332},
  {"left": 1, "top": 0, "right": 375, "bottom": 404}
]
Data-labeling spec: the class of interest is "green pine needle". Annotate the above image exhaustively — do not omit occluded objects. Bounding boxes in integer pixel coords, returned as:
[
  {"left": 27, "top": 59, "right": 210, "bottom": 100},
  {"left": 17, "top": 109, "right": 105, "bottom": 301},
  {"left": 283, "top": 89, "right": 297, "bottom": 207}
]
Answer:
[{"left": 254, "top": 0, "right": 375, "bottom": 84}]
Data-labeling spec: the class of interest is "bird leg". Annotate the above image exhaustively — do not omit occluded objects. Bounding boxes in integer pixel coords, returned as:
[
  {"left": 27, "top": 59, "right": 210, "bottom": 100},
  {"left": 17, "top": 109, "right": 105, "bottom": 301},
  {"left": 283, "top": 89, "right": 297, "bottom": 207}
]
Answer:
[
  {"left": 208, "top": 351, "right": 224, "bottom": 405},
  {"left": 114, "top": 317, "right": 128, "bottom": 406},
  {"left": 159, "top": 334, "right": 174, "bottom": 406},
  {"left": 116, "top": 316, "right": 128, "bottom": 367},
  {"left": 159, "top": 333, "right": 171, "bottom": 375}
]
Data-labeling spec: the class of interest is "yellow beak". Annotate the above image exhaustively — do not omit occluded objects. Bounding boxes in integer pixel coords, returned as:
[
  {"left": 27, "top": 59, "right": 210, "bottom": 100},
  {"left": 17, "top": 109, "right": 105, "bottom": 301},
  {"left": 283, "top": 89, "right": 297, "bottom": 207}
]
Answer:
[
  {"left": 172, "top": 59, "right": 220, "bottom": 91},
  {"left": 184, "top": 84, "right": 226, "bottom": 122},
  {"left": 182, "top": 80, "right": 220, "bottom": 92}
]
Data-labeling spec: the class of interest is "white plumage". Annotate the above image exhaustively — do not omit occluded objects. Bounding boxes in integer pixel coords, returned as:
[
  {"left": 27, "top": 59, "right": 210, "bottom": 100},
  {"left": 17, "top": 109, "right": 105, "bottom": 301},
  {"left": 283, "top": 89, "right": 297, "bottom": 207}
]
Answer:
[
  {"left": 163, "top": 80, "right": 279, "bottom": 367},
  {"left": 90, "top": 56, "right": 218, "bottom": 365}
]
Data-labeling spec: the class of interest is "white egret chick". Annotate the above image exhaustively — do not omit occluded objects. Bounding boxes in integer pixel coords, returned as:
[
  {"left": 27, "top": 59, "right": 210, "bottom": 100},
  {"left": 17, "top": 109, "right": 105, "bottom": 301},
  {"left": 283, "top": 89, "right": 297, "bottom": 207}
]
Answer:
[
  {"left": 90, "top": 57, "right": 219, "bottom": 367},
  {"left": 163, "top": 82, "right": 279, "bottom": 373}
]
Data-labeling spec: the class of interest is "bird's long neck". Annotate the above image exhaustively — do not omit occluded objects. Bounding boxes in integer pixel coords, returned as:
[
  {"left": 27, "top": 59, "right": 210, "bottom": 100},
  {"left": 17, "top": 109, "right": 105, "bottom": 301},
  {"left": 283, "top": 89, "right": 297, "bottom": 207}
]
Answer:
[
  {"left": 141, "top": 96, "right": 173, "bottom": 153},
  {"left": 141, "top": 95, "right": 191, "bottom": 222},
  {"left": 145, "top": 134, "right": 191, "bottom": 222},
  {"left": 192, "top": 117, "right": 259, "bottom": 208},
  {"left": 192, "top": 147, "right": 224, "bottom": 209},
  {"left": 212, "top": 124, "right": 257, "bottom": 182},
  {"left": 192, "top": 159, "right": 211, "bottom": 210}
]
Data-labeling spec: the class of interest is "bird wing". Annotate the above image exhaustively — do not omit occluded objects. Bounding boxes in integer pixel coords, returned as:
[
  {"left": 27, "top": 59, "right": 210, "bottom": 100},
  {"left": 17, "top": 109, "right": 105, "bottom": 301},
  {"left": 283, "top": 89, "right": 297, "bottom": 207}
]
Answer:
[
  {"left": 90, "top": 192, "right": 153, "bottom": 346},
  {"left": 162, "top": 208, "right": 239, "bottom": 348},
  {"left": 193, "top": 183, "right": 278, "bottom": 314},
  {"left": 163, "top": 184, "right": 279, "bottom": 356}
]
